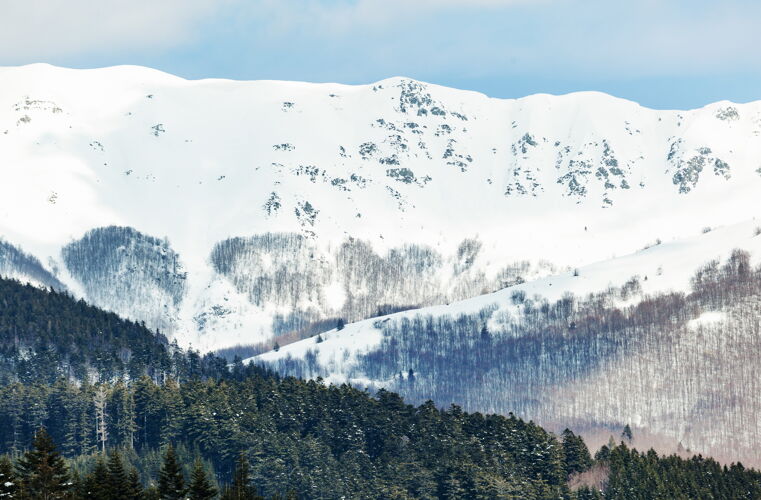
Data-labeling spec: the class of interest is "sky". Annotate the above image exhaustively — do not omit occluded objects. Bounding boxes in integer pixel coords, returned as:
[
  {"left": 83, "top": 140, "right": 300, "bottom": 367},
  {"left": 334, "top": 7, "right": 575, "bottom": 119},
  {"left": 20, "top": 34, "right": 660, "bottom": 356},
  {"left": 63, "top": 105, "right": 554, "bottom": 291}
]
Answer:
[{"left": 0, "top": 0, "right": 759, "bottom": 109}]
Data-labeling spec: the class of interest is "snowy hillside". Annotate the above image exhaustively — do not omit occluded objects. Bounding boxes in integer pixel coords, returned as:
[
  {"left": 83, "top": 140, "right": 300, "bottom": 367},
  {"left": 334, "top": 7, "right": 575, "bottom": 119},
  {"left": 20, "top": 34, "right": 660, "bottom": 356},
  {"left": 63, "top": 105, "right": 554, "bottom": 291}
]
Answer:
[
  {"left": 255, "top": 220, "right": 761, "bottom": 465},
  {"left": 255, "top": 218, "right": 761, "bottom": 372},
  {"left": 1, "top": 63, "right": 761, "bottom": 351}
]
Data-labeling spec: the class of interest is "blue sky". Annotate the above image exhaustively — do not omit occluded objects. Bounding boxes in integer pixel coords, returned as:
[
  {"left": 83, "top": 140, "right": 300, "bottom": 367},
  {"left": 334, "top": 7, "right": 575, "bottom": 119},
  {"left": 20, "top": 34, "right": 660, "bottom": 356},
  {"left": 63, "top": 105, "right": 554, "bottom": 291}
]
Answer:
[{"left": 1, "top": 0, "right": 759, "bottom": 109}]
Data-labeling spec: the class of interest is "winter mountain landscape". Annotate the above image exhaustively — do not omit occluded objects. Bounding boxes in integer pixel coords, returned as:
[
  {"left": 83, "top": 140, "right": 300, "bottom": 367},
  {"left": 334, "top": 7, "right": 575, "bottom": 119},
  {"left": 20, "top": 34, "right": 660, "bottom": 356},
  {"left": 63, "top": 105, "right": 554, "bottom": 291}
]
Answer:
[{"left": 3, "top": 2, "right": 761, "bottom": 498}]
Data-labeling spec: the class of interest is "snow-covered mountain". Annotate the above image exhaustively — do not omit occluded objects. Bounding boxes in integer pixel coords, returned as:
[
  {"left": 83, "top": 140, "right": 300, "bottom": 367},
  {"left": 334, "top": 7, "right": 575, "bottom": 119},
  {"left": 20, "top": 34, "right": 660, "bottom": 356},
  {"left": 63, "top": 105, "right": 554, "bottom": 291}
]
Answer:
[{"left": 1, "top": 63, "right": 761, "bottom": 352}]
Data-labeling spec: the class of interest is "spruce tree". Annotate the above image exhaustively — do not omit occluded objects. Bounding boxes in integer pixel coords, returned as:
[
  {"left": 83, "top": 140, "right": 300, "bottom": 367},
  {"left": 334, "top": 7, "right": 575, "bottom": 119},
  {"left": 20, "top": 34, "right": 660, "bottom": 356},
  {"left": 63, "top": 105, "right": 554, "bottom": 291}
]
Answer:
[
  {"left": 188, "top": 458, "right": 217, "bottom": 500},
  {"left": 143, "top": 485, "right": 161, "bottom": 500},
  {"left": 15, "top": 427, "right": 70, "bottom": 500},
  {"left": 0, "top": 456, "right": 19, "bottom": 498},
  {"left": 107, "top": 450, "right": 130, "bottom": 500},
  {"left": 113, "top": 382, "right": 138, "bottom": 449},
  {"left": 561, "top": 428, "right": 592, "bottom": 477},
  {"left": 576, "top": 485, "right": 603, "bottom": 499},
  {"left": 221, "top": 453, "right": 256, "bottom": 500},
  {"left": 85, "top": 456, "right": 111, "bottom": 500},
  {"left": 621, "top": 424, "right": 633, "bottom": 443},
  {"left": 125, "top": 468, "right": 144, "bottom": 500},
  {"left": 158, "top": 444, "right": 186, "bottom": 500}
]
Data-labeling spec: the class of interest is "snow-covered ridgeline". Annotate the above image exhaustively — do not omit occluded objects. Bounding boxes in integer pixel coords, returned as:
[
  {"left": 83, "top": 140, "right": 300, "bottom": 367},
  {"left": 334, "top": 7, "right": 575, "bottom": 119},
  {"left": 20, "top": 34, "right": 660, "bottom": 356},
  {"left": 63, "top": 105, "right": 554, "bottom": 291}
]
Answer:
[{"left": 1, "top": 63, "right": 761, "bottom": 350}]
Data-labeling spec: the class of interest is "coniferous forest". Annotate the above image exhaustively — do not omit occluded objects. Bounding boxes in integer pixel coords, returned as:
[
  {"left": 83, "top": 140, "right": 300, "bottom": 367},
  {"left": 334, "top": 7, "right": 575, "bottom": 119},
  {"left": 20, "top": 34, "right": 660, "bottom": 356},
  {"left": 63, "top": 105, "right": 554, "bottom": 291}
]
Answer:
[{"left": 1, "top": 276, "right": 761, "bottom": 499}]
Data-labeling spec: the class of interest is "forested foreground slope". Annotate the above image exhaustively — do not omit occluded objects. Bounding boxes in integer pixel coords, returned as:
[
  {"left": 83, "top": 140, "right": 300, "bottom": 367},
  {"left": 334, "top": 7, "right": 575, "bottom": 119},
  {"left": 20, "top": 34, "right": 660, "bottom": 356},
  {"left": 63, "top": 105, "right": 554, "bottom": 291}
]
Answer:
[
  {"left": 1, "top": 278, "right": 760, "bottom": 498},
  {"left": 0, "top": 277, "right": 229, "bottom": 384}
]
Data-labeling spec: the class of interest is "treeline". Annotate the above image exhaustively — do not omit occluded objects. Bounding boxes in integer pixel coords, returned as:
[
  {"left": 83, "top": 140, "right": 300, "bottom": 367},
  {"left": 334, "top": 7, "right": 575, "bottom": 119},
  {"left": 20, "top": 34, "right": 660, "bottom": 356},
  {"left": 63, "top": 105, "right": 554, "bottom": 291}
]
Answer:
[
  {"left": 61, "top": 226, "right": 187, "bottom": 335},
  {"left": 0, "top": 277, "right": 232, "bottom": 384},
  {"left": 1, "top": 270, "right": 761, "bottom": 498},
  {"left": 3, "top": 389, "right": 761, "bottom": 499},
  {"left": 210, "top": 232, "right": 548, "bottom": 343},
  {"left": 266, "top": 249, "right": 761, "bottom": 464},
  {"left": 597, "top": 441, "right": 761, "bottom": 499},
  {"left": 0, "top": 238, "right": 66, "bottom": 290},
  {"left": 0, "top": 374, "right": 574, "bottom": 498},
  {"left": 0, "top": 427, "right": 294, "bottom": 499}
]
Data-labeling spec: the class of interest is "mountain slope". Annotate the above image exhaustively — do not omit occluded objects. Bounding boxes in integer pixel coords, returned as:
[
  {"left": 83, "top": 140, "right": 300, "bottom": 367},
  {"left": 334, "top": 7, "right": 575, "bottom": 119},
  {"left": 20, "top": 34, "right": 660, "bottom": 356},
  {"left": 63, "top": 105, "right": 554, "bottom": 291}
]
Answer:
[
  {"left": 1, "top": 64, "right": 761, "bottom": 351},
  {"left": 254, "top": 220, "right": 761, "bottom": 465}
]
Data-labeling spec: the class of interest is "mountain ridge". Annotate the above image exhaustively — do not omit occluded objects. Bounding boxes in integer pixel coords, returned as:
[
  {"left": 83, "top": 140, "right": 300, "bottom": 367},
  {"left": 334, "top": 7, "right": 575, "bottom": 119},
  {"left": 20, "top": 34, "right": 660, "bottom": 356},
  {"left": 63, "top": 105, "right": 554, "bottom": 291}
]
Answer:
[
  {"left": 5, "top": 63, "right": 757, "bottom": 111},
  {"left": 1, "top": 63, "right": 760, "bottom": 352}
]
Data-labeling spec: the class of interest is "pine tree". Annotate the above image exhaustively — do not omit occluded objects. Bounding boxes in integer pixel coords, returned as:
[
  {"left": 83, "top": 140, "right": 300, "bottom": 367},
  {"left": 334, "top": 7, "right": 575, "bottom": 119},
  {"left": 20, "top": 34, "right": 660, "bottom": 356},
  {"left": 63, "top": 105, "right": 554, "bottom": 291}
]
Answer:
[
  {"left": 221, "top": 453, "right": 256, "bottom": 500},
  {"left": 561, "top": 428, "right": 592, "bottom": 477},
  {"left": 15, "top": 427, "right": 70, "bottom": 500},
  {"left": 0, "top": 456, "right": 19, "bottom": 498},
  {"left": 441, "top": 473, "right": 467, "bottom": 500},
  {"left": 125, "top": 468, "right": 144, "bottom": 500},
  {"left": 622, "top": 424, "right": 633, "bottom": 443},
  {"left": 158, "top": 444, "right": 186, "bottom": 500},
  {"left": 113, "top": 382, "right": 138, "bottom": 449},
  {"left": 107, "top": 450, "right": 130, "bottom": 500},
  {"left": 576, "top": 485, "right": 603, "bottom": 499},
  {"left": 84, "top": 456, "right": 111, "bottom": 500},
  {"left": 143, "top": 485, "right": 161, "bottom": 500},
  {"left": 188, "top": 459, "right": 217, "bottom": 500}
]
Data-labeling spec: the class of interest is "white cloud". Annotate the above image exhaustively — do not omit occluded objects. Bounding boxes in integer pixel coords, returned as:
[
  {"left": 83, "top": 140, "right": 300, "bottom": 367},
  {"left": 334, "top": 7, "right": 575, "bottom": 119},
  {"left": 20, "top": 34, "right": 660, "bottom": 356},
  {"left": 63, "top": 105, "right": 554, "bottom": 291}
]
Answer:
[
  {"left": 0, "top": 0, "right": 757, "bottom": 86},
  {"left": 242, "top": 0, "right": 549, "bottom": 36},
  {"left": 0, "top": 0, "right": 548, "bottom": 63},
  {"left": 542, "top": 2, "right": 761, "bottom": 76},
  {"left": 0, "top": 0, "right": 228, "bottom": 62}
]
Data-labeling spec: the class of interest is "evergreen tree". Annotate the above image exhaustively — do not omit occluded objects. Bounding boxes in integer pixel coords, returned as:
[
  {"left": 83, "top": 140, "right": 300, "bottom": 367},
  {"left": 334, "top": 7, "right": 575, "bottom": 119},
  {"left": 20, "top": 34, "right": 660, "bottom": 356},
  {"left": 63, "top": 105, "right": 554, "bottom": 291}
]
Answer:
[
  {"left": 0, "top": 456, "right": 19, "bottom": 498},
  {"left": 621, "top": 424, "right": 633, "bottom": 443},
  {"left": 158, "top": 444, "right": 186, "bottom": 500},
  {"left": 143, "top": 485, "right": 161, "bottom": 500},
  {"left": 188, "top": 459, "right": 217, "bottom": 500},
  {"left": 222, "top": 453, "right": 257, "bottom": 500},
  {"left": 576, "top": 485, "right": 603, "bottom": 499},
  {"left": 125, "top": 468, "right": 144, "bottom": 500},
  {"left": 107, "top": 450, "right": 130, "bottom": 500},
  {"left": 84, "top": 456, "right": 111, "bottom": 500},
  {"left": 112, "top": 382, "right": 138, "bottom": 449},
  {"left": 15, "top": 427, "right": 70, "bottom": 500},
  {"left": 561, "top": 428, "right": 592, "bottom": 477}
]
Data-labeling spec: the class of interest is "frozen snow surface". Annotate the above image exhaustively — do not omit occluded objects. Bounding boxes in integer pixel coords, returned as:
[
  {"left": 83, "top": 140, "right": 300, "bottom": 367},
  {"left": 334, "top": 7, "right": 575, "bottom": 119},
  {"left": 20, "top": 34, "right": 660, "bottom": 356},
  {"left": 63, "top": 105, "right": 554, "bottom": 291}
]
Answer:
[{"left": 1, "top": 63, "right": 761, "bottom": 355}]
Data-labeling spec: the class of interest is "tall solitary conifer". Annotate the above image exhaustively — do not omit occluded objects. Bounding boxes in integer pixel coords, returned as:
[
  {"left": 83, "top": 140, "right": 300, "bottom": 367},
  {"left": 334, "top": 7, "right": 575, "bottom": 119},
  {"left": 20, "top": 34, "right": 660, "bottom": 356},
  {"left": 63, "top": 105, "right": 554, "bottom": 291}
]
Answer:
[
  {"left": 15, "top": 427, "right": 70, "bottom": 500},
  {"left": 188, "top": 458, "right": 217, "bottom": 500},
  {"left": 221, "top": 453, "right": 260, "bottom": 500},
  {"left": 107, "top": 451, "right": 130, "bottom": 500},
  {"left": 126, "top": 468, "right": 145, "bottom": 500},
  {"left": 158, "top": 444, "right": 186, "bottom": 500}
]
